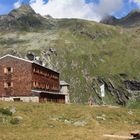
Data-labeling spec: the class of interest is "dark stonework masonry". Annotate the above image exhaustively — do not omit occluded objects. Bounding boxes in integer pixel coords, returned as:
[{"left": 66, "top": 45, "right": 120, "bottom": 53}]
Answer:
[{"left": 0, "top": 54, "right": 65, "bottom": 103}]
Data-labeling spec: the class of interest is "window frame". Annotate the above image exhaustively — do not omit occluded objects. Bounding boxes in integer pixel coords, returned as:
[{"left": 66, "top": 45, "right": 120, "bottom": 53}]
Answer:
[
  {"left": 4, "top": 82, "right": 13, "bottom": 88},
  {"left": 4, "top": 67, "right": 13, "bottom": 74}
]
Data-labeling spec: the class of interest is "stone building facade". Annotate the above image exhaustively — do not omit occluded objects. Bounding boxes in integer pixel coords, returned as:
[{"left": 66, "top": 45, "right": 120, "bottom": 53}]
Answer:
[
  {"left": 0, "top": 54, "right": 68, "bottom": 103},
  {"left": 60, "top": 81, "right": 70, "bottom": 104}
]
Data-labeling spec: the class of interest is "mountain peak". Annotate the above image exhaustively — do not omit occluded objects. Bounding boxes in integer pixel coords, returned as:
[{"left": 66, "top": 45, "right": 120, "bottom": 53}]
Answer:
[
  {"left": 100, "top": 9, "right": 140, "bottom": 27},
  {"left": 100, "top": 15, "right": 118, "bottom": 25},
  {"left": 124, "top": 9, "right": 140, "bottom": 19},
  {"left": 8, "top": 4, "right": 35, "bottom": 17},
  {"left": 129, "top": 9, "right": 140, "bottom": 14},
  {"left": 0, "top": 4, "right": 56, "bottom": 31}
]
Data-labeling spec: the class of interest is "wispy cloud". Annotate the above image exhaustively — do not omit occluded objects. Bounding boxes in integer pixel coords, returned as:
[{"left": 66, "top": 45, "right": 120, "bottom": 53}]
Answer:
[
  {"left": 29, "top": 0, "right": 124, "bottom": 22},
  {"left": 129, "top": 0, "right": 140, "bottom": 6},
  {"left": 14, "top": 0, "right": 22, "bottom": 9},
  {"left": 95, "top": 0, "right": 123, "bottom": 17},
  {"left": 30, "top": 0, "right": 100, "bottom": 21},
  {"left": 130, "top": 0, "right": 140, "bottom": 3}
]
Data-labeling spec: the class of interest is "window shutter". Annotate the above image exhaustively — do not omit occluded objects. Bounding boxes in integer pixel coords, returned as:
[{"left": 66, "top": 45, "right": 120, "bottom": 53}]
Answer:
[
  {"left": 4, "top": 68, "right": 7, "bottom": 74},
  {"left": 4, "top": 82, "right": 8, "bottom": 88},
  {"left": 11, "top": 68, "right": 13, "bottom": 73},
  {"left": 11, "top": 82, "right": 13, "bottom": 87},
  {"left": 36, "top": 82, "right": 39, "bottom": 88},
  {"left": 33, "top": 82, "right": 36, "bottom": 88}
]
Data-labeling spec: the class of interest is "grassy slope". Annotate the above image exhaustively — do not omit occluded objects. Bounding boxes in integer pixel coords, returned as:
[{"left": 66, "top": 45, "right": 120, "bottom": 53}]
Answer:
[
  {"left": 0, "top": 102, "right": 140, "bottom": 140},
  {"left": 0, "top": 19, "right": 140, "bottom": 103}
]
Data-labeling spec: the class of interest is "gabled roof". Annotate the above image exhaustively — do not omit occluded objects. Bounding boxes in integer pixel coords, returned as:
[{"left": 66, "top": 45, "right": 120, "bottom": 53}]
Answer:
[
  {"left": 0, "top": 54, "right": 33, "bottom": 63},
  {"left": 60, "top": 81, "right": 70, "bottom": 86},
  {"left": 0, "top": 54, "right": 59, "bottom": 74}
]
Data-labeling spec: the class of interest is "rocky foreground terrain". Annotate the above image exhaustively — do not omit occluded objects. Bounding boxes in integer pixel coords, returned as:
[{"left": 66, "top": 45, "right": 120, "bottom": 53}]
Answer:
[
  {"left": 0, "top": 5, "right": 140, "bottom": 105},
  {"left": 0, "top": 102, "right": 139, "bottom": 140}
]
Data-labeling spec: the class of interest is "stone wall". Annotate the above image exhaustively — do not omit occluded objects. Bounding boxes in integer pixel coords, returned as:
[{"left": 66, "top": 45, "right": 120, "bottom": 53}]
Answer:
[
  {"left": 0, "top": 96, "right": 39, "bottom": 102},
  {"left": 0, "top": 56, "right": 32, "bottom": 97},
  {"left": 60, "top": 86, "right": 70, "bottom": 104}
]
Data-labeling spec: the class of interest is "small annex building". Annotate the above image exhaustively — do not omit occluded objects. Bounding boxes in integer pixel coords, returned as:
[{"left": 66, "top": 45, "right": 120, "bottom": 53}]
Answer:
[
  {"left": 0, "top": 54, "right": 70, "bottom": 103},
  {"left": 60, "top": 81, "right": 70, "bottom": 104}
]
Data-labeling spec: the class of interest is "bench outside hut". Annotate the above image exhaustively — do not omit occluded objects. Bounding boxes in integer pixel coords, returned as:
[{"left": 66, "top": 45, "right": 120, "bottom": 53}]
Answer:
[{"left": 131, "top": 131, "right": 140, "bottom": 139}]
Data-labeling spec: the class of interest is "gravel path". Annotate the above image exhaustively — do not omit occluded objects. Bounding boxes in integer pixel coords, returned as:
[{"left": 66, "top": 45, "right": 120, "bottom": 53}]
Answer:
[{"left": 103, "top": 134, "right": 132, "bottom": 139}]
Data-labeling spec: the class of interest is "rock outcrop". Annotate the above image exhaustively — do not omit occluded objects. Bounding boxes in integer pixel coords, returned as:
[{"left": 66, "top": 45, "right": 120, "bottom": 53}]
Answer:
[{"left": 124, "top": 80, "right": 140, "bottom": 91}]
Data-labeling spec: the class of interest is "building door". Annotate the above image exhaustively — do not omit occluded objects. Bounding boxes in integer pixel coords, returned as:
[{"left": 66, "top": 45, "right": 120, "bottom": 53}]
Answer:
[{"left": 39, "top": 93, "right": 65, "bottom": 103}]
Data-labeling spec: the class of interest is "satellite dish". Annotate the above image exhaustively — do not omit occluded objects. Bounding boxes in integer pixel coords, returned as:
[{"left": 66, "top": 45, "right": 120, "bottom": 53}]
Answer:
[{"left": 26, "top": 52, "right": 35, "bottom": 61}]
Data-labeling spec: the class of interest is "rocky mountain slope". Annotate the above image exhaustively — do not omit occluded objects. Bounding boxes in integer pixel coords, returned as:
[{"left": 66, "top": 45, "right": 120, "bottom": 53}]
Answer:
[
  {"left": 0, "top": 4, "right": 56, "bottom": 31},
  {"left": 100, "top": 9, "right": 140, "bottom": 27},
  {"left": 0, "top": 5, "right": 140, "bottom": 105}
]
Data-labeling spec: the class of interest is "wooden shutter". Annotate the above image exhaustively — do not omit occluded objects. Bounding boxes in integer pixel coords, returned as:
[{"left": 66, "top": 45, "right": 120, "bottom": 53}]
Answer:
[
  {"left": 4, "top": 82, "right": 8, "bottom": 88},
  {"left": 4, "top": 68, "right": 7, "bottom": 74},
  {"left": 11, "top": 68, "right": 13, "bottom": 73},
  {"left": 33, "top": 82, "right": 36, "bottom": 88},
  {"left": 11, "top": 82, "right": 13, "bottom": 87}
]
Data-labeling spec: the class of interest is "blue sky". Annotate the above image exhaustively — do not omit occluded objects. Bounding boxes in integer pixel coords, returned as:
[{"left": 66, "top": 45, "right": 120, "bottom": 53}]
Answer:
[
  {"left": 114, "top": 0, "right": 139, "bottom": 18},
  {"left": 0, "top": 0, "right": 140, "bottom": 21}
]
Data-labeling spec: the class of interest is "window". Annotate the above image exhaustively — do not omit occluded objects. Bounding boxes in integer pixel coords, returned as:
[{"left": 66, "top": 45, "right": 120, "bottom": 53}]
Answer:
[
  {"left": 13, "top": 98, "right": 21, "bottom": 102},
  {"left": 7, "top": 82, "right": 11, "bottom": 87},
  {"left": 46, "top": 84, "right": 49, "bottom": 89},
  {"left": 33, "top": 68, "right": 36, "bottom": 72},
  {"left": 33, "top": 81, "right": 39, "bottom": 88},
  {"left": 4, "top": 67, "right": 13, "bottom": 74},
  {"left": 4, "top": 82, "right": 13, "bottom": 88}
]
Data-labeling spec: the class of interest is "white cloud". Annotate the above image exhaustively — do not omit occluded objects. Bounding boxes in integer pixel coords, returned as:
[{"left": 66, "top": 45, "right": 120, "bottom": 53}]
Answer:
[
  {"left": 129, "top": 0, "right": 140, "bottom": 6},
  {"left": 30, "top": 0, "right": 100, "bottom": 21},
  {"left": 130, "top": 0, "right": 140, "bottom": 3},
  {"left": 14, "top": 0, "right": 22, "bottom": 9},
  {"left": 95, "top": 0, "right": 123, "bottom": 17},
  {"left": 29, "top": 0, "right": 124, "bottom": 22}
]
